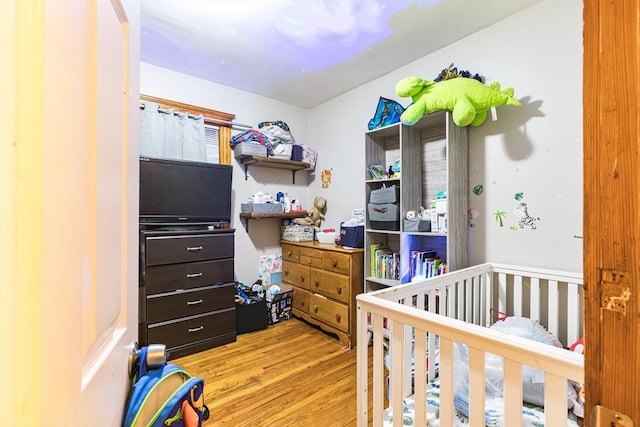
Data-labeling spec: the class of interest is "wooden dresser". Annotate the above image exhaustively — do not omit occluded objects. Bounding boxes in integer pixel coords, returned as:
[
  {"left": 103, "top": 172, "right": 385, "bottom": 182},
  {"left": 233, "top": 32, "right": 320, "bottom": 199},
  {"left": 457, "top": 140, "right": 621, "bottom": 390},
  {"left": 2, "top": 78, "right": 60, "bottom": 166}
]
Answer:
[
  {"left": 281, "top": 241, "right": 364, "bottom": 348},
  {"left": 139, "top": 228, "right": 236, "bottom": 360}
]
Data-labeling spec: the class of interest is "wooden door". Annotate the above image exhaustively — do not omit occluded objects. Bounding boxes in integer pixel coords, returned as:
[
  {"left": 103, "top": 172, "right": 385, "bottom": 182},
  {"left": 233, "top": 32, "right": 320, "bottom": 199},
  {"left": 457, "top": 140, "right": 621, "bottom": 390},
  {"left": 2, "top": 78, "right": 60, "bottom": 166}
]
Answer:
[
  {"left": 0, "top": 0, "right": 140, "bottom": 425},
  {"left": 583, "top": 0, "right": 640, "bottom": 421}
]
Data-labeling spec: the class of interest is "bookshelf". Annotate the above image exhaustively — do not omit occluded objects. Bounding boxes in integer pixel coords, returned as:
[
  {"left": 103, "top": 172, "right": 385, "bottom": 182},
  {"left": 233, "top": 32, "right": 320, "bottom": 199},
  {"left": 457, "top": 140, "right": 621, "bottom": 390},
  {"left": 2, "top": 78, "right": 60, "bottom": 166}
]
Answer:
[{"left": 364, "top": 111, "right": 469, "bottom": 292}]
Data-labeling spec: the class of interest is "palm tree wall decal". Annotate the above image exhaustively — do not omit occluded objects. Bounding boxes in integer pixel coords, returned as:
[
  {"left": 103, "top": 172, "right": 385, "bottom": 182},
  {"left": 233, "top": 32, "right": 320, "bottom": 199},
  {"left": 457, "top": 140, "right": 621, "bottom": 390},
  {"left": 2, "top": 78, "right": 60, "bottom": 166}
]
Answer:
[{"left": 493, "top": 210, "right": 507, "bottom": 227}]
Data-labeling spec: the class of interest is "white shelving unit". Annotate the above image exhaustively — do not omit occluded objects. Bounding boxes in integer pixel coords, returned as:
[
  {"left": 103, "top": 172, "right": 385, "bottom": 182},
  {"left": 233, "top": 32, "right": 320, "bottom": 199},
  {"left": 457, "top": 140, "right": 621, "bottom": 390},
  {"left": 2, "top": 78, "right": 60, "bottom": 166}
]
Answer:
[{"left": 364, "top": 111, "right": 469, "bottom": 292}]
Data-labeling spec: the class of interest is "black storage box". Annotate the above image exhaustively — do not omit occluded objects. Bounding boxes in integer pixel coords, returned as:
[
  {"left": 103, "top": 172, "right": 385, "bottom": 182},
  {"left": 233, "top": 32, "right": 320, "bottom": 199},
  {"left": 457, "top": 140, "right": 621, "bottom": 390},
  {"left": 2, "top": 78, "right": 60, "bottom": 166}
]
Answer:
[
  {"left": 236, "top": 298, "right": 268, "bottom": 334},
  {"left": 340, "top": 224, "right": 364, "bottom": 248}
]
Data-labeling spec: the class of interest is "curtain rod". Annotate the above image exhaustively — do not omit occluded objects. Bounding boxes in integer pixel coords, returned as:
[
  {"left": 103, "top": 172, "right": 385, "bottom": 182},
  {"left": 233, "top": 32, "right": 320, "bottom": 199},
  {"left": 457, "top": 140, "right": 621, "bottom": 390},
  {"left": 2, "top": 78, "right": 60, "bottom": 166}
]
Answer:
[{"left": 139, "top": 103, "right": 253, "bottom": 130}]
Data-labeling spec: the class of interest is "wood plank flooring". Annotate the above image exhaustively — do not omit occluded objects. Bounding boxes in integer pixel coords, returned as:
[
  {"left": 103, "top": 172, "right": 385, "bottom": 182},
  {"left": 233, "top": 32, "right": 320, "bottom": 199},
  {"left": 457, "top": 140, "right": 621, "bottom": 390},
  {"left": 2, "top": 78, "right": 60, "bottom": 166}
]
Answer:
[{"left": 173, "top": 317, "right": 378, "bottom": 426}]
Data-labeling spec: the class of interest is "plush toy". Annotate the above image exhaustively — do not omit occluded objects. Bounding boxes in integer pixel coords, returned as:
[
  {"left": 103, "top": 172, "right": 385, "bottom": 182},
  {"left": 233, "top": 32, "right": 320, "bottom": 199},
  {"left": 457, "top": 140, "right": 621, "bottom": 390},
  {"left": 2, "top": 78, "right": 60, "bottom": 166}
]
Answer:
[
  {"left": 395, "top": 76, "right": 521, "bottom": 127},
  {"left": 293, "top": 196, "right": 327, "bottom": 230}
]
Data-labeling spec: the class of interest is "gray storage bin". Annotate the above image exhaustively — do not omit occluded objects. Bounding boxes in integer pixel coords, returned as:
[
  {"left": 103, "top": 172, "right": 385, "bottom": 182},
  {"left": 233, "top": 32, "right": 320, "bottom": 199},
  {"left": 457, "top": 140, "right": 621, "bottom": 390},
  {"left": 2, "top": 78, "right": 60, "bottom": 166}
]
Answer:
[
  {"left": 234, "top": 143, "right": 267, "bottom": 158},
  {"left": 404, "top": 219, "right": 431, "bottom": 232},
  {"left": 368, "top": 203, "right": 400, "bottom": 231},
  {"left": 370, "top": 185, "right": 399, "bottom": 204},
  {"left": 241, "top": 203, "right": 284, "bottom": 213}
]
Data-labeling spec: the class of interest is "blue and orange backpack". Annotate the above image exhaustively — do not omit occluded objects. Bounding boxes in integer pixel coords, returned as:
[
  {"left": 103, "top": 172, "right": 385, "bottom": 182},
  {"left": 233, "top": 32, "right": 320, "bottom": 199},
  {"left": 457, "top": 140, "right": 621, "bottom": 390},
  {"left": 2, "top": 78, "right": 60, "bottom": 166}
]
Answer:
[{"left": 123, "top": 345, "right": 210, "bottom": 427}]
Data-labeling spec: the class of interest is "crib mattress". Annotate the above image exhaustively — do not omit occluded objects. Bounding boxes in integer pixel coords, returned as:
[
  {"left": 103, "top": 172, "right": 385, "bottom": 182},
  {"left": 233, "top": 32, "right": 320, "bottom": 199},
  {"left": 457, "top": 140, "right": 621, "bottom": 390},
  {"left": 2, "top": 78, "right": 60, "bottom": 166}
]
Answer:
[{"left": 383, "top": 379, "right": 581, "bottom": 427}]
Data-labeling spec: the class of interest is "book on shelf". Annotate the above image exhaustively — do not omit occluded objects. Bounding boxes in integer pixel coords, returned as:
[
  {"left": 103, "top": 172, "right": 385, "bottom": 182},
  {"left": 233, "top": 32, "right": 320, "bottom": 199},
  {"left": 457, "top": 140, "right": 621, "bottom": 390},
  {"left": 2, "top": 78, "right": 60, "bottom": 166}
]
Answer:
[
  {"left": 410, "top": 249, "right": 447, "bottom": 281},
  {"left": 370, "top": 243, "right": 399, "bottom": 280}
]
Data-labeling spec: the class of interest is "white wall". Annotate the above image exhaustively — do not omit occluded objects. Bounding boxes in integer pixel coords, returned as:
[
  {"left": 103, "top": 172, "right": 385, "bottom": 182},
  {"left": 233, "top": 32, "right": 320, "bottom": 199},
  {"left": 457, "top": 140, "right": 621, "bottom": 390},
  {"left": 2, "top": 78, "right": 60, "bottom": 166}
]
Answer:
[
  {"left": 308, "top": 0, "right": 583, "bottom": 272},
  {"left": 141, "top": 0, "right": 584, "bottom": 285},
  {"left": 140, "top": 64, "right": 310, "bottom": 286}
]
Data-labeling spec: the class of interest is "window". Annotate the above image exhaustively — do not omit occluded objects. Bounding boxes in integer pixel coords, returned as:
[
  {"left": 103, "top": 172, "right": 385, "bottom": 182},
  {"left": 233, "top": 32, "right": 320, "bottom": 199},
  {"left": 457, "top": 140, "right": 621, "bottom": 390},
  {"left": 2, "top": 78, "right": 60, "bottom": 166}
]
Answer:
[{"left": 140, "top": 94, "right": 234, "bottom": 165}]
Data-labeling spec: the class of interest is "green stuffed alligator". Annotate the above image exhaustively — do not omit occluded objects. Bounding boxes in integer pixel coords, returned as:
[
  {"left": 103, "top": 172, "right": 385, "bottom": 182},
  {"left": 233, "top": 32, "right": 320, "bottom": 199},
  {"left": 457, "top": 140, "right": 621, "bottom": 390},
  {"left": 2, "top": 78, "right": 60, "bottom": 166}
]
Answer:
[{"left": 395, "top": 76, "right": 521, "bottom": 127}]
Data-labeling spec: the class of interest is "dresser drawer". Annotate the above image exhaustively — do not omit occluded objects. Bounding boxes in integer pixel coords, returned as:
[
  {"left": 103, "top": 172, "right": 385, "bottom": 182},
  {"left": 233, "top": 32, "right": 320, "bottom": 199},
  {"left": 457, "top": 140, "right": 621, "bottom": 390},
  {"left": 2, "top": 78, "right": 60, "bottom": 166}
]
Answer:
[
  {"left": 310, "top": 294, "right": 349, "bottom": 333},
  {"left": 145, "top": 258, "right": 234, "bottom": 294},
  {"left": 147, "top": 308, "right": 235, "bottom": 349},
  {"left": 291, "top": 286, "right": 310, "bottom": 314},
  {"left": 145, "top": 234, "right": 234, "bottom": 266},
  {"left": 282, "top": 260, "right": 310, "bottom": 290},
  {"left": 322, "top": 251, "right": 352, "bottom": 275},
  {"left": 146, "top": 283, "right": 235, "bottom": 323},
  {"left": 309, "top": 269, "right": 350, "bottom": 304},
  {"left": 299, "top": 254, "right": 323, "bottom": 268},
  {"left": 281, "top": 244, "right": 300, "bottom": 263}
]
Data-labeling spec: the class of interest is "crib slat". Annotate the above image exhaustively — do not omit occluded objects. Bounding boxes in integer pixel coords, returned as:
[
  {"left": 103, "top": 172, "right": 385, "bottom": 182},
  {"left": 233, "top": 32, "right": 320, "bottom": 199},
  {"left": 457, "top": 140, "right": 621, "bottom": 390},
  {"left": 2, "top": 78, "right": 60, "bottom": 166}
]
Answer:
[
  {"left": 415, "top": 328, "right": 427, "bottom": 427},
  {"left": 566, "top": 281, "right": 580, "bottom": 346},
  {"left": 390, "top": 320, "right": 404, "bottom": 427},
  {"left": 547, "top": 280, "right": 560, "bottom": 338},
  {"left": 530, "top": 277, "right": 541, "bottom": 323},
  {"left": 473, "top": 275, "right": 481, "bottom": 325},
  {"left": 498, "top": 272, "right": 507, "bottom": 315},
  {"left": 457, "top": 280, "right": 464, "bottom": 320},
  {"left": 468, "top": 347, "right": 486, "bottom": 425},
  {"left": 465, "top": 278, "right": 473, "bottom": 322},
  {"left": 514, "top": 275, "right": 523, "bottom": 317},
  {"left": 484, "top": 270, "right": 493, "bottom": 327},
  {"left": 544, "top": 372, "right": 569, "bottom": 424},
  {"left": 439, "top": 337, "right": 455, "bottom": 427},
  {"left": 503, "top": 358, "right": 524, "bottom": 427},
  {"left": 372, "top": 314, "right": 386, "bottom": 427}
]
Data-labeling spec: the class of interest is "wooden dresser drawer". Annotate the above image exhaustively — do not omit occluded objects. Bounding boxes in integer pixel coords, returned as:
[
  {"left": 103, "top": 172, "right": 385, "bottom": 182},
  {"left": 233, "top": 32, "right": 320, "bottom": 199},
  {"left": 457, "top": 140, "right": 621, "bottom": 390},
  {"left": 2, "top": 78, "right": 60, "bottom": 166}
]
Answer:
[
  {"left": 282, "top": 260, "right": 310, "bottom": 290},
  {"left": 291, "top": 286, "right": 310, "bottom": 314},
  {"left": 309, "top": 269, "right": 350, "bottom": 304},
  {"left": 145, "top": 259, "right": 234, "bottom": 294},
  {"left": 146, "top": 283, "right": 235, "bottom": 323},
  {"left": 322, "top": 251, "right": 352, "bottom": 275},
  {"left": 299, "top": 254, "right": 323, "bottom": 268},
  {"left": 281, "top": 244, "right": 300, "bottom": 263},
  {"left": 310, "top": 294, "right": 349, "bottom": 333},
  {"left": 147, "top": 308, "right": 235, "bottom": 350},
  {"left": 145, "top": 234, "right": 234, "bottom": 266}
]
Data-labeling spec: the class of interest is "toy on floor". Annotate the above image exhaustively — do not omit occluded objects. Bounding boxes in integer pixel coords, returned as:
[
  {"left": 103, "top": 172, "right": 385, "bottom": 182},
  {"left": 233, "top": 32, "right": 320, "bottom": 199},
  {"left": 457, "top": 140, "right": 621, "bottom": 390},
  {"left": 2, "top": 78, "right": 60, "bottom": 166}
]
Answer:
[{"left": 395, "top": 68, "right": 521, "bottom": 127}]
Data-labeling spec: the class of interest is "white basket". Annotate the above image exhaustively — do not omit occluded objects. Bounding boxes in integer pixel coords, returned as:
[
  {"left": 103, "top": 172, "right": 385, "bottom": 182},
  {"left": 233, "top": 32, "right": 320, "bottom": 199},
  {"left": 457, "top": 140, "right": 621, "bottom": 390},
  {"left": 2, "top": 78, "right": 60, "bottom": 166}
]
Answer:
[{"left": 281, "top": 225, "right": 314, "bottom": 242}]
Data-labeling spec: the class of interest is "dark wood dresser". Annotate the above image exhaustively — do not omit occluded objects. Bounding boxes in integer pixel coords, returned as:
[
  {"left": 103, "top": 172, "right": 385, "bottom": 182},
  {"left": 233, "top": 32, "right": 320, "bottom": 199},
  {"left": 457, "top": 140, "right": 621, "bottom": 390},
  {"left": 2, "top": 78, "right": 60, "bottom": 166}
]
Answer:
[{"left": 139, "top": 227, "right": 236, "bottom": 360}]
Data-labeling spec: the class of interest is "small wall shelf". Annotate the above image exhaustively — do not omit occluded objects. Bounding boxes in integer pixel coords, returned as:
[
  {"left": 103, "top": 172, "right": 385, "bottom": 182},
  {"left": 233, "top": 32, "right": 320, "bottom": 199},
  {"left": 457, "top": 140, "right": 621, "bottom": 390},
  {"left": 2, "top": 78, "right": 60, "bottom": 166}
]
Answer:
[
  {"left": 239, "top": 211, "right": 308, "bottom": 231},
  {"left": 237, "top": 155, "right": 312, "bottom": 183}
]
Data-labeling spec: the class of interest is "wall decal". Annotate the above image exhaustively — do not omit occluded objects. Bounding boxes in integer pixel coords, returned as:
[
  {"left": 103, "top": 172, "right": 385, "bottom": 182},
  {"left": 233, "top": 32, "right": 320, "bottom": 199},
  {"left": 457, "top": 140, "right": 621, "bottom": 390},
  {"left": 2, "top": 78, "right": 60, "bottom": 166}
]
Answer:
[
  {"left": 493, "top": 210, "right": 507, "bottom": 227},
  {"left": 514, "top": 192, "right": 524, "bottom": 201},
  {"left": 513, "top": 202, "right": 540, "bottom": 230},
  {"left": 473, "top": 184, "right": 484, "bottom": 196},
  {"left": 321, "top": 169, "right": 332, "bottom": 188}
]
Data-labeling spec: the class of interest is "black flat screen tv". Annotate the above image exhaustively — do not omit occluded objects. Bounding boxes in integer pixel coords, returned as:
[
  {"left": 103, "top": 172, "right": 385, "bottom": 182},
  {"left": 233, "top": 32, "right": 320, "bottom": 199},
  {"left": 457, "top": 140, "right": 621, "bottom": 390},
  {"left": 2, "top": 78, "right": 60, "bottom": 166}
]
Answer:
[{"left": 139, "top": 156, "right": 232, "bottom": 225}]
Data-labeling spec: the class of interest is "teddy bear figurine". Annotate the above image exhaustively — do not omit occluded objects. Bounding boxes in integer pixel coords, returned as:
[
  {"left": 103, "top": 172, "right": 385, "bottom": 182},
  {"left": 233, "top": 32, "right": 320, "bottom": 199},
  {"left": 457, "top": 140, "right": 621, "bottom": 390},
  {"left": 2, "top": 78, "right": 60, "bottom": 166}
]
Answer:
[{"left": 293, "top": 196, "right": 326, "bottom": 230}]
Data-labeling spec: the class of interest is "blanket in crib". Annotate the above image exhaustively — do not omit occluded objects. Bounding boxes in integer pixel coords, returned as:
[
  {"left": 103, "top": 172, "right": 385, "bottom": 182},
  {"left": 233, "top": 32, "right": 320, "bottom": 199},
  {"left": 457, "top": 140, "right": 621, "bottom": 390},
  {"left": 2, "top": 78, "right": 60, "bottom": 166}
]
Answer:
[{"left": 382, "top": 379, "right": 580, "bottom": 427}]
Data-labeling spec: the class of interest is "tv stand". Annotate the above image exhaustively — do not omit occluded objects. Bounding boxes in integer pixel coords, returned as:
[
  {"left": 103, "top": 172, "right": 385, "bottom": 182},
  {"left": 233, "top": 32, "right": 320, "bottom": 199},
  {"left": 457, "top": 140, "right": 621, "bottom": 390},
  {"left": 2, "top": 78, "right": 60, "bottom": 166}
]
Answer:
[{"left": 138, "top": 226, "right": 236, "bottom": 360}]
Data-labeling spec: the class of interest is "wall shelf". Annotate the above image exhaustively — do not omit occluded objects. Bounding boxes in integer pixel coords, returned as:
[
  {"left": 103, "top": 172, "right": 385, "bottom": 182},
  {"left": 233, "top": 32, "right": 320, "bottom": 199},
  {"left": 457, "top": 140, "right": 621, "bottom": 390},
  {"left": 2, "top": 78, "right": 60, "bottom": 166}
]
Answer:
[
  {"left": 239, "top": 211, "right": 308, "bottom": 231},
  {"left": 237, "top": 155, "right": 312, "bottom": 183}
]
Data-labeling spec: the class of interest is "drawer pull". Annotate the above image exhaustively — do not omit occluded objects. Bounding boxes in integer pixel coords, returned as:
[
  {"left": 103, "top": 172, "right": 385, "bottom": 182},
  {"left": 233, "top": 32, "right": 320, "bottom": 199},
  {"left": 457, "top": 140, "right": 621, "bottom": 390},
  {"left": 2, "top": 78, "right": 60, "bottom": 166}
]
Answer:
[
  {"left": 187, "top": 326, "right": 204, "bottom": 333},
  {"left": 314, "top": 280, "right": 319, "bottom": 288},
  {"left": 313, "top": 305, "right": 318, "bottom": 314},
  {"left": 335, "top": 314, "right": 341, "bottom": 323},
  {"left": 287, "top": 250, "right": 293, "bottom": 257},
  {"left": 332, "top": 260, "right": 338, "bottom": 267},
  {"left": 337, "top": 287, "right": 342, "bottom": 295},
  {"left": 186, "top": 272, "right": 203, "bottom": 279},
  {"left": 284, "top": 270, "right": 289, "bottom": 276},
  {"left": 300, "top": 275, "right": 305, "bottom": 283},
  {"left": 186, "top": 246, "right": 203, "bottom": 252},
  {"left": 186, "top": 299, "right": 203, "bottom": 306}
]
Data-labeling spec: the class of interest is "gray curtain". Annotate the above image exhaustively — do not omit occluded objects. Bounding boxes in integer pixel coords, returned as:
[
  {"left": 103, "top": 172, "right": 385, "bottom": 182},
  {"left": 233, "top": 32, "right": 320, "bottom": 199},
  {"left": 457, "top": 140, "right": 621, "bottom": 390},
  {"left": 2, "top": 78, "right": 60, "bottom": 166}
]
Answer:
[{"left": 139, "top": 102, "right": 206, "bottom": 162}]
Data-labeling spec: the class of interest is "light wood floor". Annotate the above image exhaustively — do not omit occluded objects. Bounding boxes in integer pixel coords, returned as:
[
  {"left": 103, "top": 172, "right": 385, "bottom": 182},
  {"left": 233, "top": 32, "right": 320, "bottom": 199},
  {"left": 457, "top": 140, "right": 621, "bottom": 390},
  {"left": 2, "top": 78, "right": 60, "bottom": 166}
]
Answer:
[{"left": 173, "top": 317, "right": 378, "bottom": 426}]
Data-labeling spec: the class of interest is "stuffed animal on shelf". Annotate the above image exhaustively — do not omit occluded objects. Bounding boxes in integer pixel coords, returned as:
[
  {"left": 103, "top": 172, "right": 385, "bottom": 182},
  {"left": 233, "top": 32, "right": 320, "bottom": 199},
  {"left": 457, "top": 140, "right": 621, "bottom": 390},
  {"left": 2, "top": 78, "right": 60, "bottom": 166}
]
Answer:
[
  {"left": 293, "top": 196, "right": 327, "bottom": 230},
  {"left": 395, "top": 76, "right": 521, "bottom": 127}
]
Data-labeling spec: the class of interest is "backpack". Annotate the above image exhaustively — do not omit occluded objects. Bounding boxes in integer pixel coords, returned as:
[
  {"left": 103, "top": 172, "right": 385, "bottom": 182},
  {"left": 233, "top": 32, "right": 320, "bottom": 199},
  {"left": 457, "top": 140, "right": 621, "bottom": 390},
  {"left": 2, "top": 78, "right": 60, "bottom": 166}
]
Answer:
[{"left": 123, "top": 346, "right": 210, "bottom": 427}]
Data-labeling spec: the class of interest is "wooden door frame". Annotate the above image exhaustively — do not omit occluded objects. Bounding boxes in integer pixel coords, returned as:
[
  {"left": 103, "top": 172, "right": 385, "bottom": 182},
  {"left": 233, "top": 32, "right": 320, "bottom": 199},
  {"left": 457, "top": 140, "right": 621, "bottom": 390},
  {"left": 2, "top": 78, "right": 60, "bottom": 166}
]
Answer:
[{"left": 583, "top": 0, "right": 640, "bottom": 421}]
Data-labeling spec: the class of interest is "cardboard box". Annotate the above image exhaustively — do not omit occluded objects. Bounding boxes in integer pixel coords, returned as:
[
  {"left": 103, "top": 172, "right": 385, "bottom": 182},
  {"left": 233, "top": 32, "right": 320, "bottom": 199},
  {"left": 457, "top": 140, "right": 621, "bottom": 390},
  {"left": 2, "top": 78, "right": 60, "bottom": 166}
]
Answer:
[
  {"left": 236, "top": 299, "right": 268, "bottom": 334},
  {"left": 267, "top": 284, "right": 294, "bottom": 324}
]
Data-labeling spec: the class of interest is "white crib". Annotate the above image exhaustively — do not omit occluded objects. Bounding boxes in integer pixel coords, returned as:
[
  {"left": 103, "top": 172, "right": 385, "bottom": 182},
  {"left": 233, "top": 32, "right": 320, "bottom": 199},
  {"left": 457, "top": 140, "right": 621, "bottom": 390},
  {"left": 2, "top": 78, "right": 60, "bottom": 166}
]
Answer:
[{"left": 356, "top": 262, "right": 584, "bottom": 426}]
